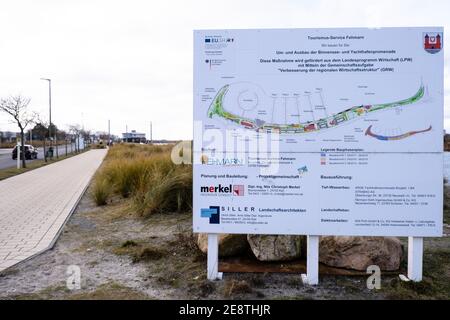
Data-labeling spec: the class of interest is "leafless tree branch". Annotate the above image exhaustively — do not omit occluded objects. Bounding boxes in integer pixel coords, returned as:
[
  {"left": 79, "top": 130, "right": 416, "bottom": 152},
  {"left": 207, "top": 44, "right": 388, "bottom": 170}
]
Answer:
[{"left": 0, "top": 95, "right": 36, "bottom": 168}]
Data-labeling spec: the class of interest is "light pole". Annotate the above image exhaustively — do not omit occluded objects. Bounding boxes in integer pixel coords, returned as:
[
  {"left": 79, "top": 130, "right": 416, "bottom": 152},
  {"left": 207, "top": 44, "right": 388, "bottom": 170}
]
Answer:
[
  {"left": 149, "top": 121, "right": 152, "bottom": 144},
  {"left": 40, "top": 78, "right": 54, "bottom": 158},
  {"left": 108, "top": 119, "right": 111, "bottom": 145}
]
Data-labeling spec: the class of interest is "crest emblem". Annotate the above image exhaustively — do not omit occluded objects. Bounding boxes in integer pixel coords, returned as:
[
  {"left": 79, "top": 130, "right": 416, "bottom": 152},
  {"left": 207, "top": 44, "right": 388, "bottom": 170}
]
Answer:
[{"left": 424, "top": 32, "right": 442, "bottom": 54}]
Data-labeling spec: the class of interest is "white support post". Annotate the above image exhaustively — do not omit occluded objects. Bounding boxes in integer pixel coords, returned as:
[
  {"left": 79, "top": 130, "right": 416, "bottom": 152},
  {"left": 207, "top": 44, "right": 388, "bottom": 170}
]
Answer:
[
  {"left": 407, "top": 237, "right": 423, "bottom": 282},
  {"left": 207, "top": 234, "right": 223, "bottom": 281},
  {"left": 301, "top": 235, "right": 319, "bottom": 285}
]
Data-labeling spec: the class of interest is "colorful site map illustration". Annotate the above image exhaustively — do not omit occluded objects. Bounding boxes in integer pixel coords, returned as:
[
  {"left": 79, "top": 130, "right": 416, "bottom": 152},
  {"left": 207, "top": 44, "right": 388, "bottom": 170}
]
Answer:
[
  {"left": 365, "top": 125, "right": 432, "bottom": 141},
  {"left": 207, "top": 82, "right": 425, "bottom": 135}
]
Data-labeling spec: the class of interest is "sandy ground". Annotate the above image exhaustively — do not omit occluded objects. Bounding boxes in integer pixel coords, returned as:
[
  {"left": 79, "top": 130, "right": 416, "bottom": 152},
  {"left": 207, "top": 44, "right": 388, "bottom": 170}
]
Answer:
[{"left": 0, "top": 185, "right": 449, "bottom": 300}]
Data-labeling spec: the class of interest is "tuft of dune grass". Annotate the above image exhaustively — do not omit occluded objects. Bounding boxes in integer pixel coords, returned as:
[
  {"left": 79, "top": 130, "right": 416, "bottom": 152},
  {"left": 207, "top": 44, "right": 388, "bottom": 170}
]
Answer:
[
  {"left": 92, "top": 177, "right": 111, "bottom": 206},
  {"left": 133, "top": 167, "right": 192, "bottom": 217},
  {"left": 91, "top": 143, "right": 192, "bottom": 215}
]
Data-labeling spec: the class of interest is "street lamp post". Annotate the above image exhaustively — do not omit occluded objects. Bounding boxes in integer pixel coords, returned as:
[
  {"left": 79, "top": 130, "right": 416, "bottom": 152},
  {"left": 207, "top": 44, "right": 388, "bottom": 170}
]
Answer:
[{"left": 40, "top": 78, "right": 57, "bottom": 158}]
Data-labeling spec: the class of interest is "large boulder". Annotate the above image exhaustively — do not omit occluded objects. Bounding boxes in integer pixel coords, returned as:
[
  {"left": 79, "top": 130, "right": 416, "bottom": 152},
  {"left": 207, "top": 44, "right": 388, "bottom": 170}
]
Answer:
[
  {"left": 319, "top": 236, "right": 403, "bottom": 271},
  {"left": 196, "top": 233, "right": 248, "bottom": 257},
  {"left": 247, "top": 235, "right": 302, "bottom": 261}
]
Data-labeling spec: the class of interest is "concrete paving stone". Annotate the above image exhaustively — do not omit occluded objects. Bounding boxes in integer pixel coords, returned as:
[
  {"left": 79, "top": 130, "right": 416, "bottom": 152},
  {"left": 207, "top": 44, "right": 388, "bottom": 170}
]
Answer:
[{"left": 0, "top": 149, "right": 106, "bottom": 272}]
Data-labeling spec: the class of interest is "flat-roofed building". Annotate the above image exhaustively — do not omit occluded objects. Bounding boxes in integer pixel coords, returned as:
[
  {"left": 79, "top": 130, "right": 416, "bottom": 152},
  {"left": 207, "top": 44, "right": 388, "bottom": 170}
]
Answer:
[
  {"left": 122, "top": 130, "right": 146, "bottom": 143},
  {"left": 0, "top": 131, "right": 18, "bottom": 143}
]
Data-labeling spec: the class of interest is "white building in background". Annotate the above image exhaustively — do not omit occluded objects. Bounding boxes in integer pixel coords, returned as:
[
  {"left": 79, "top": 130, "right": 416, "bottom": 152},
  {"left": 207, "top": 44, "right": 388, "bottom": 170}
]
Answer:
[
  {"left": 0, "top": 131, "right": 19, "bottom": 143},
  {"left": 78, "top": 136, "right": 85, "bottom": 150},
  {"left": 122, "top": 130, "right": 146, "bottom": 143}
]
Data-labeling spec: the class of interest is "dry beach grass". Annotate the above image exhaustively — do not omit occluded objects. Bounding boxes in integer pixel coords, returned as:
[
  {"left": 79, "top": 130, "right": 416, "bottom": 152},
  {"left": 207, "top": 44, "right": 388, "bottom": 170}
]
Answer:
[{"left": 92, "top": 143, "right": 192, "bottom": 216}]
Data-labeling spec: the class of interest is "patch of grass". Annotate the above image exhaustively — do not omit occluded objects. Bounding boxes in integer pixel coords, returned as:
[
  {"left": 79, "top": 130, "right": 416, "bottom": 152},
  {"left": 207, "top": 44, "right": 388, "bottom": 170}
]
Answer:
[
  {"left": 196, "top": 280, "right": 216, "bottom": 297},
  {"left": 444, "top": 183, "right": 450, "bottom": 224},
  {"left": 248, "top": 274, "right": 267, "bottom": 288},
  {"left": 133, "top": 168, "right": 192, "bottom": 216},
  {"left": 132, "top": 245, "right": 167, "bottom": 263},
  {"left": 169, "top": 231, "right": 198, "bottom": 253},
  {"left": 8, "top": 284, "right": 70, "bottom": 300},
  {"left": 335, "top": 278, "right": 365, "bottom": 294},
  {"left": 87, "top": 260, "right": 99, "bottom": 268},
  {"left": 112, "top": 240, "right": 141, "bottom": 256},
  {"left": 382, "top": 248, "right": 450, "bottom": 299},
  {"left": 105, "top": 143, "right": 171, "bottom": 161},
  {"left": 137, "top": 232, "right": 207, "bottom": 294},
  {"left": 91, "top": 143, "right": 192, "bottom": 217},
  {"left": 444, "top": 209, "right": 450, "bottom": 225},
  {"left": 287, "top": 277, "right": 303, "bottom": 288},
  {"left": 103, "top": 159, "right": 143, "bottom": 197},
  {"left": 113, "top": 239, "right": 168, "bottom": 263},
  {"left": 91, "top": 177, "right": 111, "bottom": 206},
  {"left": 71, "top": 237, "right": 113, "bottom": 254},
  {"left": 156, "top": 270, "right": 182, "bottom": 288},
  {"left": 121, "top": 240, "right": 138, "bottom": 248},
  {"left": 223, "top": 279, "right": 253, "bottom": 298},
  {"left": 272, "top": 295, "right": 310, "bottom": 300},
  {"left": 68, "top": 282, "right": 150, "bottom": 300},
  {"left": 91, "top": 143, "right": 106, "bottom": 149}
]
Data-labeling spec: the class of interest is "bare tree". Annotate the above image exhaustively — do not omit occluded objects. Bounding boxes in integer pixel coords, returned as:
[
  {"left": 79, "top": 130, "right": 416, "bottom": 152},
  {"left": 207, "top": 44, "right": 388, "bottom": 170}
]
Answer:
[
  {"left": 82, "top": 129, "right": 91, "bottom": 148},
  {"left": 68, "top": 124, "right": 82, "bottom": 153},
  {"left": 0, "top": 95, "right": 36, "bottom": 168}
]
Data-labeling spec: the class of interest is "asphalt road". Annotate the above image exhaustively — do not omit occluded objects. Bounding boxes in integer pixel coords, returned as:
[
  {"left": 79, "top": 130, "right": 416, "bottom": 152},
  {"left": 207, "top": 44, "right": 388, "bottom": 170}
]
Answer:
[{"left": 0, "top": 144, "right": 77, "bottom": 170}]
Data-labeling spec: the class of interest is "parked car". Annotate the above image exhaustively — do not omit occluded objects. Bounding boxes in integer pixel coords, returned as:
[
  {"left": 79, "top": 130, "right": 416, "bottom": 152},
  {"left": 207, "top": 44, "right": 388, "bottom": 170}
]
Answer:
[{"left": 12, "top": 145, "right": 38, "bottom": 160}]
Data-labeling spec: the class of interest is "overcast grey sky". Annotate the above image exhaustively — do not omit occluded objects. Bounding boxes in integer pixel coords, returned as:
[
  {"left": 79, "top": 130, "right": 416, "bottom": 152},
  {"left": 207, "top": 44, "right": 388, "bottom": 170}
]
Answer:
[{"left": 0, "top": 0, "right": 449, "bottom": 139}]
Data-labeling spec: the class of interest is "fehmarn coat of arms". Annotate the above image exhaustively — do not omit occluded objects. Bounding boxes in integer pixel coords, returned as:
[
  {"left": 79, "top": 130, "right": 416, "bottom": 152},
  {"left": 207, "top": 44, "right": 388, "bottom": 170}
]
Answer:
[{"left": 424, "top": 32, "right": 443, "bottom": 54}]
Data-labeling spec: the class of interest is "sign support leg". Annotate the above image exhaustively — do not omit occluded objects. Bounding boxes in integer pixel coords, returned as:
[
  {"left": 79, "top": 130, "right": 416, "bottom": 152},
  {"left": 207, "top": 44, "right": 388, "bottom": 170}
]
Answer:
[
  {"left": 406, "top": 236, "right": 423, "bottom": 282},
  {"left": 301, "top": 235, "right": 319, "bottom": 285},
  {"left": 207, "top": 234, "right": 223, "bottom": 281}
]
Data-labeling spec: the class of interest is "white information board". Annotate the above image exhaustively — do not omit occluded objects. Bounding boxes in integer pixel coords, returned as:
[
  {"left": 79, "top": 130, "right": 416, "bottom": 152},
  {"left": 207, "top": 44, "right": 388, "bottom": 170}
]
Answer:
[{"left": 193, "top": 27, "right": 443, "bottom": 237}]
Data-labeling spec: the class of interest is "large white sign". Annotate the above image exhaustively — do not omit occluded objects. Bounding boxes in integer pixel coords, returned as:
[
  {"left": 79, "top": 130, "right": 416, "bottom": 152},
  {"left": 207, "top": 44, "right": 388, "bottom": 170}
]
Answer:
[{"left": 193, "top": 27, "right": 443, "bottom": 237}]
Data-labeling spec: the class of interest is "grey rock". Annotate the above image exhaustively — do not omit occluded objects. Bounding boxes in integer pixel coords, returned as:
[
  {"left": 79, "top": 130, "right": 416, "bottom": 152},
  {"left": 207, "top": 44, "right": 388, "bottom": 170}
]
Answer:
[{"left": 247, "top": 235, "right": 302, "bottom": 261}]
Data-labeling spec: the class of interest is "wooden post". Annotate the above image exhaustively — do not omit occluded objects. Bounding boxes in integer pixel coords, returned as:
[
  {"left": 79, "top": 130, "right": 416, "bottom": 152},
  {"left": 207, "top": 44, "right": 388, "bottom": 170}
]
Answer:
[
  {"left": 207, "top": 234, "right": 223, "bottom": 281},
  {"left": 301, "top": 235, "right": 319, "bottom": 285}
]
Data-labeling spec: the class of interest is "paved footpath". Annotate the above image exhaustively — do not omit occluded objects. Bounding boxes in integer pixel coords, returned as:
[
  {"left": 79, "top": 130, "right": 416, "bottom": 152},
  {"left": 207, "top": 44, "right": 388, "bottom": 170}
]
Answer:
[{"left": 0, "top": 149, "right": 107, "bottom": 272}]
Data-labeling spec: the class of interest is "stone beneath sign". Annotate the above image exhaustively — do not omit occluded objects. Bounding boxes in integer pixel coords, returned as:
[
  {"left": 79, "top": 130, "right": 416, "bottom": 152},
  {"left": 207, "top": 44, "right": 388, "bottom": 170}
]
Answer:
[
  {"left": 196, "top": 233, "right": 248, "bottom": 257},
  {"left": 319, "top": 236, "right": 404, "bottom": 271},
  {"left": 247, "top": 235, "right": 303, "bottom": 262}
]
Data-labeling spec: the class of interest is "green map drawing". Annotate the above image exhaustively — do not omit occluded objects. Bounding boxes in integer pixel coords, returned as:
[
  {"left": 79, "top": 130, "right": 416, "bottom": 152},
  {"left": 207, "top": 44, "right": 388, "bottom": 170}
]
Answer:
[{"left": 207, "top": 84, "right": 425, "bottom": 134}]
